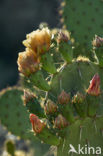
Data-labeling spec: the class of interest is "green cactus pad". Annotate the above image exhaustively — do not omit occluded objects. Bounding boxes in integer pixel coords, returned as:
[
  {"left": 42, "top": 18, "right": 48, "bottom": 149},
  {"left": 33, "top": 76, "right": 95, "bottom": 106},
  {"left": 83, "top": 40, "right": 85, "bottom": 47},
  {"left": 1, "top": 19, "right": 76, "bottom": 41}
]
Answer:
[
  {"left": 48, "top": 59, "right": 103, "bottom": 116},
  {"left": 62, "top": 0, "right": 103, "bottom": 58},
  {"left": 0, "top": 87, "right": 51, "bottom": 156},
  {"left": 0, "top": 87, "right": 34, "bottom": 140},
  {"left": 57, "top": 117, "right": 103, "bottom": 156},
  {"left": 25, "top": 94, "right": 45, "bottom": 118}
]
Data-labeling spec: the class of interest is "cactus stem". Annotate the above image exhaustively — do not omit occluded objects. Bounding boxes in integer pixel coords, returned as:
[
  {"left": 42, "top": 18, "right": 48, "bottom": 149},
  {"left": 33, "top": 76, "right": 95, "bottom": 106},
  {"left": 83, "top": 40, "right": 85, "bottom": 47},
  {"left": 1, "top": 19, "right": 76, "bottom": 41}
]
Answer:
[
  {"left": 37, "top": 127, "right": 60, "bottom": 145},
  {"left": 41, "top": 52, "right": 57, "bottom": 74},
  {"left": 59, "top": 41, "right": 73, "bottom": 63},
  {"left": 86, "top": 95, "right": 100, "bottom": 117},
  {"left": 29, "top": 70, "right": 51, "bottom": 91}
]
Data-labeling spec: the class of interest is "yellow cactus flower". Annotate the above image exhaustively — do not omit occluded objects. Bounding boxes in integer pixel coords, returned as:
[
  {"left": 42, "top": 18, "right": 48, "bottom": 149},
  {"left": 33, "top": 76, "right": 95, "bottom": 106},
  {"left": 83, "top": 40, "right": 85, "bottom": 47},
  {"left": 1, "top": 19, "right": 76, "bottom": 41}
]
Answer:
[
  {"left": 17, "top": 49, "right": 39, "bottom": 76},
  {"left": 23, "top": 28, "right": 51, "bottom": 55}
]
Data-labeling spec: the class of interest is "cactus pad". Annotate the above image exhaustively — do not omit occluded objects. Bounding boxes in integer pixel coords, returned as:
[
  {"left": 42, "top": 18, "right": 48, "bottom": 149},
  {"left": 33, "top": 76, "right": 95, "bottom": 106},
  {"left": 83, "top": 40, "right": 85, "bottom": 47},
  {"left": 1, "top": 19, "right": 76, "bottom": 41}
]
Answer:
[
  {"left": 49, "top": 60, "right": 103, "bottom": 117},
  {"left": 62, "top": 0, "right": 103, "bottom": 57},
  {"left": 57, "top": 117, "right": 103, "bottom": 156},
  {"left": 0, "top": 87, "right": 33, "bottom": 140},
  {"left": 0, "top": 87, "right": 51, "bottom": 156}
]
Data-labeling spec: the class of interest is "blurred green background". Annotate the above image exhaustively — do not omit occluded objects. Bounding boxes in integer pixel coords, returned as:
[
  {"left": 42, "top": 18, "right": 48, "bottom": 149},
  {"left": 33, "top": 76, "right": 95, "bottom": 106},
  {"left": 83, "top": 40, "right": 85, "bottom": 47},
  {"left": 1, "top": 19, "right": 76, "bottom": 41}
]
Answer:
[{"left": 0, "top": 0, "right": 59, "bottom": 89}]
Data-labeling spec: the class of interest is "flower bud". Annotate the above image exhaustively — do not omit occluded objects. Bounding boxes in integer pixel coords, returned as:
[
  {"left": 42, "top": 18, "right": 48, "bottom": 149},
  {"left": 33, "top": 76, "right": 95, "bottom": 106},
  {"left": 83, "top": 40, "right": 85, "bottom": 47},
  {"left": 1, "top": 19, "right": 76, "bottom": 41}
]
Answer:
[
  {"left": 58, "top": 90, "right": 70, "bottom": 105},
  {"left": 87, "top": 74, "right": 100, "bottom": 96},
  {"left": 23, "top": 28, "right": 51, "bottom": 55},
  {"left": 17, "top": 50, "right": 39, "bottom": 76},
  {"left": 44, "top": 100, "right": 57, "bottom": 114},
  {"left": 72, "top": 92, "right": 87, "bottom": 118},
  {"left": 57, "top": 30, "right": 73, "bottom": 63},
  {"left": 30, "top": 114, "right": 45, "bottom": 133},
  {"left": 92, "top": 35, "right": 103, "bottom": 47},
  {"left": 23, "top": 90, "right": 34, "bottom": 105},
  {"left": 57, "top": 30, "right": 70, "bottom": 43},
  {"left": 72, "top": 92, "right": 85, "bottom": 104},
  {"left": 54, "top": 114, "right": 68, "bottom": 129}
]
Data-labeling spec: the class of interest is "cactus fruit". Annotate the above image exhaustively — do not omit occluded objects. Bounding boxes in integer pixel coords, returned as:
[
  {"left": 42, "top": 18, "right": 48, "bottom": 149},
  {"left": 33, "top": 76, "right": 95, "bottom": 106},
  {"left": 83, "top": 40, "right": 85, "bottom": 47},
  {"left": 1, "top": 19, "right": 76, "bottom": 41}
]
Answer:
[{"left": 61, "top": 0, "right": 103, "bottom": 59}]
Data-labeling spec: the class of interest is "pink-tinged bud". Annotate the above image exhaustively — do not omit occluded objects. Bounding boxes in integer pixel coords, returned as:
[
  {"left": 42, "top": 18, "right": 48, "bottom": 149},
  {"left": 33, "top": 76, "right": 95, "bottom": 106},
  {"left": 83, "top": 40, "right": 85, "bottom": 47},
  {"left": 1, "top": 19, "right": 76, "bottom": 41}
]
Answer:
[
  {"left": 44, "top": 100, "right": 57, "bottom": 114},
  {"left": 58, "top": 90, "right": 70, "bottom": 105},
  {"left": 57, "top": 31, "right": 69, "bottom": 43},
  {"left": 17, "top": 50, "right": 39, "bottom": 76},
  {"left": 54, "top": 114, "right": 68, "bottom": 129},
  {"left": 72, "top": 92, "right": 85, "bottom": 104},
  {"left": 23, "top": 28, "right": 51, "bottom": 55},
  {"left": 92, "top": 35, "right": 103, "bottom": 47},
  {"left": 30, "top": 114, "right": 45, "bottom": 133},
  {"left": 87, "top": 74, "right": 100, "bottom": 96}
]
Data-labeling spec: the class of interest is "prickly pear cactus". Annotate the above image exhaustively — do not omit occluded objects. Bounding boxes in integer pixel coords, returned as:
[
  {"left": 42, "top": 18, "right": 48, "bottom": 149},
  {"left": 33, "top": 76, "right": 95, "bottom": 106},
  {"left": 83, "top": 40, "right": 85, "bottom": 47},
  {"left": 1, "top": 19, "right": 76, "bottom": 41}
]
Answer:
[
  {"left": 60, "top": 0, "right": 103, "bottom": 58},
  {"left": 15, "top": 23, "right": 103, "bottom": 156},
  {"left": 1, "top": 1, "right": 103, "bottom": 156},
  {"left": 0, "top": 87, "right": 50, "bottom": 156}
]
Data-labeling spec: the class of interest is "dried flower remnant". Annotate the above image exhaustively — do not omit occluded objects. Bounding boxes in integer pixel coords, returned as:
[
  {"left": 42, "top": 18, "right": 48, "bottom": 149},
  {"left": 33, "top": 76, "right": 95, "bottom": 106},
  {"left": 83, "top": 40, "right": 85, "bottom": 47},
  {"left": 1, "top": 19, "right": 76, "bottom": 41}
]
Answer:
[{"left": 17, "top": 50, "right": 39, "bottom": 76}]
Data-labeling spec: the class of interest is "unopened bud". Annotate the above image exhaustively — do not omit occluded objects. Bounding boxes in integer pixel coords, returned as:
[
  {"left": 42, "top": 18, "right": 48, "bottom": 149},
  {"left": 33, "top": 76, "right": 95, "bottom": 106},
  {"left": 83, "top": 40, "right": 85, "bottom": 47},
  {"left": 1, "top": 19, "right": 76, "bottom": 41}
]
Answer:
[
  {"left": 44, "top": 100, "right": 57, "bottom": 114},
  {"left": 57, "top": 30, "right": 73, "bottom": 63},
  {"left": 87, "top": 74, "right": 100, "bottom": 96},
  {"left": 58, "top": 90, "right": 70, "bottom": 105},
  {"left": 92, "top": 35, "right": 103, "bottom": 47},
  {"left": 17, "top": 50, "right": 39, "bottom": 76},
  {"left": 23, "top": 90, "right": 34, "bottom": 105},
  {"left": 23, "top": 28, "right": 51, "bottom": 55},
  {"left": 30, "top": 114, "right": 45, "bottom": 133},
  {"left": 72, "top": 92, "right": 85, "bottom": 104},
  {"left": 54, "top": 114, "right": 68, "bottom": 129},
  {"left": 72, "top": 92, "right": 87, "bottom": 118},
  {"left": 57, "top": 31, "right": 69, "bottom": 43}
]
